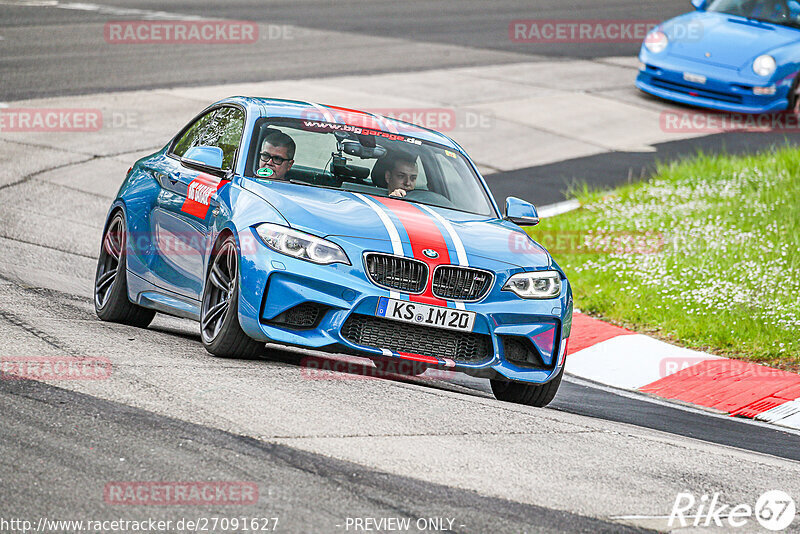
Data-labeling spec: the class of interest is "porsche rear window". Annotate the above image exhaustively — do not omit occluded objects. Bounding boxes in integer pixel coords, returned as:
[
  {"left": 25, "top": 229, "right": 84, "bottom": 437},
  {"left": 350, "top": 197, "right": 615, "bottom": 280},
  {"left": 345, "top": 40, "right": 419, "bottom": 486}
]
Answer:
[{"left": 708, "top": 0, "right": 800, "bottom": 27}]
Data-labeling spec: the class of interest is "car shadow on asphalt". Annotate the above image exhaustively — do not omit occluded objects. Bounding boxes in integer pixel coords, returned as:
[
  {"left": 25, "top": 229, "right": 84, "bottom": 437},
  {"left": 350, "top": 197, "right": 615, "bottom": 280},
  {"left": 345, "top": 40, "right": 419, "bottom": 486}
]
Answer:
[
  {"left": 144, "top": 320, "right": 496, "bottom": 399},
  {"left": 264, "top": 343, "right": 496, "bottom": 400}
]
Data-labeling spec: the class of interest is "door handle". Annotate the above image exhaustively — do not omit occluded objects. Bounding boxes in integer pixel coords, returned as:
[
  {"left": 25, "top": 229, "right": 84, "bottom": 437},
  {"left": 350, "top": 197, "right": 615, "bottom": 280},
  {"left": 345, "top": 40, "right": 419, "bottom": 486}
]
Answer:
[{"left": 155, "top": 172, "right": 180, "bottom": 188}]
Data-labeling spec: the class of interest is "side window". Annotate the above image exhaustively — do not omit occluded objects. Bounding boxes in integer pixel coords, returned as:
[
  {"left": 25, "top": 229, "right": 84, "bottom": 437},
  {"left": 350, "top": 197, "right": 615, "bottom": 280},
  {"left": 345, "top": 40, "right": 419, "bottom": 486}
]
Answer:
[
  {"left": 172, "top": 107, "right": 245, "bottom": 170},
  {"left": 172, "top": 111, "right": 216, "bottom": 159},
  {"left": 204, "top": 107, "right": 245, "bottom": 170}
]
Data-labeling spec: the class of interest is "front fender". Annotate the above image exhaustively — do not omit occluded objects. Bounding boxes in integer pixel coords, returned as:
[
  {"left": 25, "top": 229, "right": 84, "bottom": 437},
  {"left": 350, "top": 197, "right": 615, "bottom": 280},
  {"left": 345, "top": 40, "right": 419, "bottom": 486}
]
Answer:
[{"left": 206, "top": 181, "right": 288, "bottom": 339}]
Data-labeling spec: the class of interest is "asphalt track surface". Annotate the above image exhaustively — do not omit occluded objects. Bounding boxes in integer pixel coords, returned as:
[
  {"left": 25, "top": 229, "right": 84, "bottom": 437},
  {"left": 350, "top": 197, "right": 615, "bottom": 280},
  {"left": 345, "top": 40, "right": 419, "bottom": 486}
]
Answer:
[
  {"left": 2, "top": 2, "right": 800, "bottom": 533},
  {"left": 2, "top": 0, "right": 797, "bottom": 205},
  {"left": 0, "top": 0, "right": 689, "bottom": 100},
  {"left": 2, "top": 378, "right": 652, "bottom": 534}
]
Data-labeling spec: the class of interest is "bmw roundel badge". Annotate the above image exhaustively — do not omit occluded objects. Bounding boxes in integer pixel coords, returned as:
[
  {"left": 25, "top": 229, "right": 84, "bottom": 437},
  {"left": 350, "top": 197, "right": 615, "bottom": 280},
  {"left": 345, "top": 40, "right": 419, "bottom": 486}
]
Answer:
[{"left": 422, "top": 249, "right": 439, "bottom": 259}]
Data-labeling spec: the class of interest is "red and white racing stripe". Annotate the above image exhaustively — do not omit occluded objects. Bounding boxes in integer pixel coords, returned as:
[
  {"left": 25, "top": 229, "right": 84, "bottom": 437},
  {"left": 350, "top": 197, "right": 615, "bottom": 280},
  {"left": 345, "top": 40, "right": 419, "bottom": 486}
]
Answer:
[
  {"left": 374, "top": 197, "right": 451, "bottom": 307},
  {"left": 306, "top": 102, "right": 337, "bottom": 123},
  {"left": 354, "top": 193, "right": 471, "bottom": 307},
  {"left": 416, "top": 204, "right": 468, "bottom": 310},
  {"left": 354, "top": 193, "right": 476, "bottom": 364},
  {"left": 352, "top": 193, "right": 403, "bottom": 300}
]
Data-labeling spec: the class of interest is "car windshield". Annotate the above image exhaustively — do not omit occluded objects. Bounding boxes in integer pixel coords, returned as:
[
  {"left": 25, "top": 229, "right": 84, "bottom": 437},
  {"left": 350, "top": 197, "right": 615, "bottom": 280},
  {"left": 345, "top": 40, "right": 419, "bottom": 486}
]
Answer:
[
  {"left": 707, "top": 0, "right": 800, "bottom": 28},
  {"left": 245, "top": 118, "right": 497, "bottom": 217}
]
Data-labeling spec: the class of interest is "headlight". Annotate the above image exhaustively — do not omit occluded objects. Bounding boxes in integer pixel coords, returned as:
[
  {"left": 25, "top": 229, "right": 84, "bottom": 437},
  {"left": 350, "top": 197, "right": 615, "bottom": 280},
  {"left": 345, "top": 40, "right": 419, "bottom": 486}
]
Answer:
[
  {"left": 502, "top": 271, "right": 562, "bottom": 299},
  {"left": 752, "top": 55, "right": 776, "bottom": 77},
  {"left": 255, "top": 223, "right": 350, "bottom": 265},
  {"left": 644, "top": 31, "right": 668, "bottom": 54}
]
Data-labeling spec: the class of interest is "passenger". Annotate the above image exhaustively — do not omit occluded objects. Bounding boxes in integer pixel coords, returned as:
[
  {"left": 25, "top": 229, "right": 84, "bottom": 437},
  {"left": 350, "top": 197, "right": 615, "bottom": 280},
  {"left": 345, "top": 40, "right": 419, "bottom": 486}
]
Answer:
[
  {"left": 384, "top": 152, "right": 418, "bottom": 198},
  {"left": 257, "top": 132, "right": 295, "bottom": 180}
]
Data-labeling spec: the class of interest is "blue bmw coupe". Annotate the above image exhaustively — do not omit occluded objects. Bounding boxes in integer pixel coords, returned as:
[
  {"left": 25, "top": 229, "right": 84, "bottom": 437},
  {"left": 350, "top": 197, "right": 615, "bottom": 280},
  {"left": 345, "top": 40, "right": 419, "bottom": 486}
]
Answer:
[
  {"left": 637, "top": 0, "right": 800, "bottom": 113},
  {"left": 94, "top": 97, "right": 573, "bottom": 407}
]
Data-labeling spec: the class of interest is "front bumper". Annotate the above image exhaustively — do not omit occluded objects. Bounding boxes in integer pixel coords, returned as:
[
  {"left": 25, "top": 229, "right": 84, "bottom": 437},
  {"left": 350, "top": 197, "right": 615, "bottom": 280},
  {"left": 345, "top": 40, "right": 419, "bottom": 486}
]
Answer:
[
  {"left": 236, "top": 229, "right": 572, "bottom": 385},
  {"left": 636, "top": 56, "right": 791, "bottom": 114}
]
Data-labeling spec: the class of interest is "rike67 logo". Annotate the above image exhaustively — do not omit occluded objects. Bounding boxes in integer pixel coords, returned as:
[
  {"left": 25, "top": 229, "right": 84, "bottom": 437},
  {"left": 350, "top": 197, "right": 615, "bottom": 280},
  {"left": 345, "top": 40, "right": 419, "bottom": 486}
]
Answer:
[{"left": 670, "top": 490, "right": 796, "bottom": 531}]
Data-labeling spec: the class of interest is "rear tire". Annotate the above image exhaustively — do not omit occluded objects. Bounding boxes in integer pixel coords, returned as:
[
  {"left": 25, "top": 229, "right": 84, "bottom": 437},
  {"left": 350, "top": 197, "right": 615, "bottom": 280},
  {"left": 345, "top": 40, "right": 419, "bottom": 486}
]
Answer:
[
  {"left": 94, "top": 211, "right": 156, "bottom": 328},
  {"left": 200, "top": 236, "right": 264, "bottom": 359},
  {"left": 490, "top": 366, "right": 564, "bottom": 408}
]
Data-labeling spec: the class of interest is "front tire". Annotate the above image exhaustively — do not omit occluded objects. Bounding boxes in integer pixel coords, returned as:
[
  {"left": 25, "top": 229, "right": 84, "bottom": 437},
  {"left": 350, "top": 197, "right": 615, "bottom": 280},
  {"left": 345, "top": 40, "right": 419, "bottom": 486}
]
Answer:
[
  {"left": 94, "top": 211, "right": 156, "bottom": 328},
  {"left": 788, "top": 76, "right": 800, "bottom": 114},
  {"left": 490, "top": 366, "right": 564, "bottom": 408},
  {"left": 200, "top": 236, "right": 264, "bottom": 359}
]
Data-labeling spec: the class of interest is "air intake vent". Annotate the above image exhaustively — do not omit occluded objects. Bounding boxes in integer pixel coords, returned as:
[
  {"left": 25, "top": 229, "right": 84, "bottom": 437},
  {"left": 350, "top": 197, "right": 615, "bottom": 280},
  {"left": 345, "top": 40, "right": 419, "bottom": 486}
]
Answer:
[
  {"left": 365, "top": 253, "right": 427, "bottom": 294},
  {"left": 342, "top": 314, "right": 492, "bottom": 363},
  {"left": 432, "top": 266, "right": 493, "bottom": 301},
  {"left": 501, "top": 336, "right": 553, "bottom": 369},
  {"left": 266, "top": 302, "right": 325, "bottom": 329}
]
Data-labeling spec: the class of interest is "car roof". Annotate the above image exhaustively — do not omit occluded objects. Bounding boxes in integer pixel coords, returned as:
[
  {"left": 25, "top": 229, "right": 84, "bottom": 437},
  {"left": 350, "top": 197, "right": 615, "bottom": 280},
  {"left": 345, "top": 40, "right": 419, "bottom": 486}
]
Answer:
[{"left": 215, "top": 96, "right": 463, "bottom": 151}]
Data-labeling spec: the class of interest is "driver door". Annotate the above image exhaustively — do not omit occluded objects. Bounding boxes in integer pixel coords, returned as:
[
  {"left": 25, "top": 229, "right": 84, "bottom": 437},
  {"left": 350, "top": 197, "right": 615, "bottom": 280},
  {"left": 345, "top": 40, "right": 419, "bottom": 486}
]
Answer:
[{"left": 149, "top": 106, "right": 245, "bottom": 299}]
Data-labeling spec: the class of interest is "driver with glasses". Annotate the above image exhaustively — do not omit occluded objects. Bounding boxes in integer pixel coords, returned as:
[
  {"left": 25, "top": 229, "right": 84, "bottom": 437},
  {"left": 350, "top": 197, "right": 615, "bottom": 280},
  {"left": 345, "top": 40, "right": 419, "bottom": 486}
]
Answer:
[{"left": 258, "top": 132, "right": 295, "bottom": 181}]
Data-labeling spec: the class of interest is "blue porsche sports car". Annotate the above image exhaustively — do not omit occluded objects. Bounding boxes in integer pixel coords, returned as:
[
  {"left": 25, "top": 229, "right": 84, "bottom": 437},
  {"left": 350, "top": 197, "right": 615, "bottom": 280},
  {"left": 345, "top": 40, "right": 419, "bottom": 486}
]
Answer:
[
  {"left": 637, "top": 0, "right": 800, "bottom": 113},
  {"left": 94, "top": 97, "right": 573, "bottom": 407}
]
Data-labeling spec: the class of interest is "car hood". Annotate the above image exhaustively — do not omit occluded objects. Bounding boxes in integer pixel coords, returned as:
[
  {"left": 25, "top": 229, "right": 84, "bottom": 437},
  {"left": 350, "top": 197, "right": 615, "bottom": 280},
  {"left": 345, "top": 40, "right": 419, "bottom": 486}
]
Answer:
[
  {"left": 241, "top": 178, "right": 551, "bottom": 269},
  {"left": 666, "top": 12, "right": 800, "bottom": 69}
]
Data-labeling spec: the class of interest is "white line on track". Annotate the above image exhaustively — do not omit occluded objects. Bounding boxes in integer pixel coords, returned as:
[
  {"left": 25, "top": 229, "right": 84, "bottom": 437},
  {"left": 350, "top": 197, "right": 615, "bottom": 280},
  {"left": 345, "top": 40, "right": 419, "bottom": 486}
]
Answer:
[
  {"left": 609, "top": 513, "right": 734, "bottom": 520},
  {"left": 538, "top": 198, "right": 581, "bottom": 218},
  {"left": 0, "top": 0, "right": 203, "bottom": 20}
]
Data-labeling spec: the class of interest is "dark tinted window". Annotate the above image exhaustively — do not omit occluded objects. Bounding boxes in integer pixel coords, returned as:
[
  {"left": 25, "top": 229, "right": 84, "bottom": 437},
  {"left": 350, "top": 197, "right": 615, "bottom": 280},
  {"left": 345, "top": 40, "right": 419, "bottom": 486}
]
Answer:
[{"left": 708, "top": 0, "right": 800, "bottom": 26}]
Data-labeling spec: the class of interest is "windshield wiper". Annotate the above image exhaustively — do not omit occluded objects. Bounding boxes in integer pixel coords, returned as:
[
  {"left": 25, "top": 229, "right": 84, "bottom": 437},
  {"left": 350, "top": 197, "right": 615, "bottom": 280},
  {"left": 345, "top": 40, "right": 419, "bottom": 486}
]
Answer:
[{"left": 745, "top": 16, "right": 776, "bottom": 24}]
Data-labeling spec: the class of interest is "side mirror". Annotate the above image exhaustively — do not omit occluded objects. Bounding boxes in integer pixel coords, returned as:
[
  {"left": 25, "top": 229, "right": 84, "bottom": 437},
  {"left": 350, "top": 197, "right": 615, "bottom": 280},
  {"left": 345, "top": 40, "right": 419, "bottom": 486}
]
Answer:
[
  {"left": 691, "top": 0, "right": 707, "bottom": 10},
  {"left": 504, "top": 197, "right": 540, "bottom": 226},
  {"left": 183, "top": 146, "right": 224, "bottom": 170}
]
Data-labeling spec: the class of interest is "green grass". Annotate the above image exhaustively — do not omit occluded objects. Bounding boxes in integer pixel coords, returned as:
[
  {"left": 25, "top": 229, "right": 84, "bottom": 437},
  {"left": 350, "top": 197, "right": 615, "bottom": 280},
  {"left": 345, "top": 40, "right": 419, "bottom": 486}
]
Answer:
[{"left": 529, "top": 147, "right": 800, "bottom": 371}]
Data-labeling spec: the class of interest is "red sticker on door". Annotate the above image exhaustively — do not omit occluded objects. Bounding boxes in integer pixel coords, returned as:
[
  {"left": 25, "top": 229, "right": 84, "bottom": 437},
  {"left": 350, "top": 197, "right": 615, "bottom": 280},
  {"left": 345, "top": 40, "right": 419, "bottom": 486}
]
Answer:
[{"left": 181, "top": 173, "right": 226, "bottom": 218}]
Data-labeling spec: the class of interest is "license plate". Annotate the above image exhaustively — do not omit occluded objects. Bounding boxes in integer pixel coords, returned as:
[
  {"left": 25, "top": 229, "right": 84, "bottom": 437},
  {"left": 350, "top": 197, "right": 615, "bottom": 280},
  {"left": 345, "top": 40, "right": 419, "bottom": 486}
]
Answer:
[
  {"left": 683, "top": 72, "right": 707, "bottom": 84},
  {"left": 376, "top": 297, "right": 476, "bottom": 332}
]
